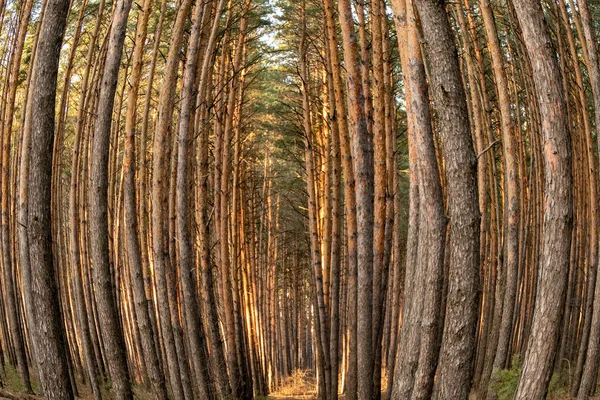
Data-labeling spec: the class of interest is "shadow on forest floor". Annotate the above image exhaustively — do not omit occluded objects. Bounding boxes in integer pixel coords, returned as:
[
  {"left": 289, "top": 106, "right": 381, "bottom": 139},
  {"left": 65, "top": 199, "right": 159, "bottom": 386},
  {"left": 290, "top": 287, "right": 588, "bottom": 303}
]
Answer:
[
  {"left": 3, "top": 364, "right": 600, "bottom": 400},
  {"left": 0, "top": 363, "right": 156, "bottom": 400}
]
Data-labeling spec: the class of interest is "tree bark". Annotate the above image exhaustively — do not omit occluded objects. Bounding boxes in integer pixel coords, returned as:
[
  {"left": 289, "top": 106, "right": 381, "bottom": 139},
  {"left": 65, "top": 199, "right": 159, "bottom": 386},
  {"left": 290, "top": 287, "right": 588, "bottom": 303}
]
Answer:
[
  {"left": 88, "top": 1, "right": 134, "bottom": 398},
  {"left": 150, "top": 1, "right": 193, "bottom": 398},
  {"left": 1, "top": 0, "right": 34, "bottom": 391},
  {"left": 122, "top": 1, "right": 168, "bottom": 397},
  {"left": 335, "top": 0, "right": 374, "bottom": 397},
  {"left": 174, "top": 0, "right": 215, "bottom": 397},
  {"left": 510, "top": 0, "right": 573, "bottom": 397},
  {"left": 27, "top": 0, "right": 73, "bottom": 396},
  {"left": 413, "top": 0, "right": 481, "bottom": 398}
]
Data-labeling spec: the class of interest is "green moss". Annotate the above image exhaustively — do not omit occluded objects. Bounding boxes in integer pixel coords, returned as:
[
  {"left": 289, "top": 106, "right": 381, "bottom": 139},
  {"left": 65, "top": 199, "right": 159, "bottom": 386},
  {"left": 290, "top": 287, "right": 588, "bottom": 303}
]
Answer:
[{"left": 1, "top": 364, "right": 39, "bottom": 394}]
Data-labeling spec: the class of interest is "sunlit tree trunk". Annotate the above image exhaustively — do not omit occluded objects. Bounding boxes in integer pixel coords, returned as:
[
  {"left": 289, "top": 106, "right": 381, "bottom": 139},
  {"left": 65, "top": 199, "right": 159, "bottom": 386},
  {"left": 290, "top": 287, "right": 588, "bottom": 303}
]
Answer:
[
  {"left": 122, "top": 0, "right": 168, "bottom": 397},
  {"left": 336, "top": 0, "right": 374, "bottom": 397},
  {"left": 1, "top": 0, "right": 34, "bottom": 391}
]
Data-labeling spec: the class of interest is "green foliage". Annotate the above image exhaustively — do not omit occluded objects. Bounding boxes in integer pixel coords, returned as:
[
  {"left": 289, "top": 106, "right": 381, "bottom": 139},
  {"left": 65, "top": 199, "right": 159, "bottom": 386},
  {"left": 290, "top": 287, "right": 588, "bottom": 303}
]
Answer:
[
  {"left": 1, "top": 364, "right": 39, "bottom": 394},
  {"left": 547, "top": 370, "right": 570, "bottom": 399},
  {"left": 489, "top": 356, "right": 572, "bottom": 400},
  {"left": 490, "top": 356, "right": 522, "bottom": 400}
]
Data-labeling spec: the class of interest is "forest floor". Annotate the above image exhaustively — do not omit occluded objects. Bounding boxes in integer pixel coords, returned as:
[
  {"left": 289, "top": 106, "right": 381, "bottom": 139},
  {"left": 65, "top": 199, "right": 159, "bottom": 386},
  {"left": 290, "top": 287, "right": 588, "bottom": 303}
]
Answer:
[
  {"left": 1, "top": 365, "right": 600, "bottom": 400},
  {"left": 267, "top": 370, "right": 317, "bottom": 399}
]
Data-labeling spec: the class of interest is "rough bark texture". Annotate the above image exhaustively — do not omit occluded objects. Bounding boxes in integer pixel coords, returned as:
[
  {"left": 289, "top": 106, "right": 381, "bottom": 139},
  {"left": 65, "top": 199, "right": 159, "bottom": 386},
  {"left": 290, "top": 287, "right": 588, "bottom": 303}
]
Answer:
[
  {"left": 193, "top": 0, "right": 232, "bottom": 398},
  {"left": 511, "top": 0, "right": 573, "bottom": 397},
  {"left": 575, "top": 0, "right": 600, "bottom": 397},
  {"left": 408, "top": 1, "right": 446, "bottom": 397},
  {"left": 322, "top": 0, "right": 359, "bottom": 396},
  {"left": 150, "top": 1, "right": 193, "bottom": 398},
  {"left": 122, "top": 1, "right": 168, "bottom": 398},
  {"left": 413, "top": 0, "right": 481, "bottom": 398},
  {"left": 2, "top": 1, "right": 34, "bottom": 389},
  {"left": 336, "top": 0, "right": 374, "bottom": 398},
  {"left": 174, "top": 1, "right": 213, "bottom": 398},
  {"left": 480, "top": 0, "right": 520, "bottom": 377},
  {"left": 88, "top": 1, "right": 134, "bottom": 398},
  {"left": 27, "top": 0, "right": 73, "bottom": 396}
]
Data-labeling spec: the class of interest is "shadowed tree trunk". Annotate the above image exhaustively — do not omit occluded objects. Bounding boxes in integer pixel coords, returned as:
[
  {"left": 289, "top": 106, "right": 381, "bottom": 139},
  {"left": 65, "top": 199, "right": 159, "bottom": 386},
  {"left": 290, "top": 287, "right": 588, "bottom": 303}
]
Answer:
[
  {"left": 174, "top": 0, "right": 214, "bottom": 397},
  {"left": 574, "top": 1, "right": 600, "bottom": 397},
  {"left": 26, "top": 0, "right": 73, "bottom": 396},
  {"left": 413, "top": 0, "right": 480, "bottom": 398},
  {"left": 480, "top": 0, "right": 521, "bottom": 381},
  {"left": 511, "top": 0, "right": 573, "bottom": 397}
]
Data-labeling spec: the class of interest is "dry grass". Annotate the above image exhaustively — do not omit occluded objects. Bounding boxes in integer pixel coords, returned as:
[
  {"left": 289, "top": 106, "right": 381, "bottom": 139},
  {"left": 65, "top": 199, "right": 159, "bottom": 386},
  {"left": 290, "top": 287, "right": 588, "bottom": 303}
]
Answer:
[{"left": 268, "top": 370, "right": 317, "bottom": 399}]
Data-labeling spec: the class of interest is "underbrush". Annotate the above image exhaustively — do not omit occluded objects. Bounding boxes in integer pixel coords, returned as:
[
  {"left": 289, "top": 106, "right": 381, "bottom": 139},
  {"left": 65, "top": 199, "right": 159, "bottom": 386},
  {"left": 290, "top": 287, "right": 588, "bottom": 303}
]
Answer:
[{"left": 489, "top": 356, "right": 571, "bottom": 400}]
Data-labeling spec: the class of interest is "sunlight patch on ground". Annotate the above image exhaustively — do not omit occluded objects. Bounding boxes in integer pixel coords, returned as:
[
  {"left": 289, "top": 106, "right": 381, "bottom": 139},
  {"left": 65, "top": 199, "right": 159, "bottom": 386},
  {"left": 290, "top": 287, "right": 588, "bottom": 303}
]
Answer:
[{"left": 268, "top": 370, "right": 317, "bottom": 399}]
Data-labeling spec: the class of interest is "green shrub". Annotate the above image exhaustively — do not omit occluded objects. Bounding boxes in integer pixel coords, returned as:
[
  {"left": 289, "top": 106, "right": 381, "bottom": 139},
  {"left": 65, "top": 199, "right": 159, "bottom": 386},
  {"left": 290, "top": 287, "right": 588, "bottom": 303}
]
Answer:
[{"left": 490, "top": 356, "right": 522, "bottom": 400}]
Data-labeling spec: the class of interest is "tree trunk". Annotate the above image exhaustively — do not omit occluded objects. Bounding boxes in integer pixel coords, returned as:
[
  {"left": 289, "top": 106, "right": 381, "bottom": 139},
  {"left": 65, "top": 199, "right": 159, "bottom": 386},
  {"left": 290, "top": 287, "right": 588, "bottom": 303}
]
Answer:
[
  {"left": 174, "top": 0, "right": 215, "bottom": 397},
  {"left": 150, "top": 1, "right": 193, "bottom": 398},
  {"left": 413, "top": 0, "right": 481, "bottom": 398},
  {"left": 1, "top": 0, "right": 34, "bottom": 391},
  {"left": 27, "top": 0, "right": 73, "bottom": 396},
  {"left": 122, "top": 0, "right": 168, "bottom": 397},
  {"left": 336, "top": 0, "right": 374, "bottom": 397},
  {"left": 511, "top": 0, "right": 573, "bottom": 397},
  {"left": 89, "top": 1, "right": 134, "bottom": 398}
]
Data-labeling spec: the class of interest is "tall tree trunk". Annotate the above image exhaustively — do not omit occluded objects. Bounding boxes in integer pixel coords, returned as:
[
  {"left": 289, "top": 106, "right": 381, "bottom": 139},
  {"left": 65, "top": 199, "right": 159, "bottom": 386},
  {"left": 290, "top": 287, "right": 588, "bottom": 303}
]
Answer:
[
  {"left": 336, "top": 0, "right": 374, "bottom": 397},
  {"left": 27, "top": 0, "right": 73, "bottom": 396},
  {"left": 150, "top": 1, "right": 193, "bottom": 398},
  {"left": 407, "top": 0, "right": 446, "bottom": 397},
  {"left": 122, "top": 0, "right": 168, "bottom": 397},
  {"left": 480, "top": 0, "right": 521, "bottom": 379},
  {"left": 1, "top": 0, "right": 34, "bottom": 391},
  {"left": 321, "top": 0, "right": 359, "bottom": 396},
  {"left": 69, "top": 1, "right": 106, "bottom": 396},
  {"left": 573, "top": 0, "right": 600, "bottom": 396},
  {"left": 300, "top": 4, "right": 331, "bottom": 396},
  {"left": 194, "top": 0, "right": 232, "bottom": 397},
  {"left": 390, "top": 1, "right": 421, "bottom": 398},
  {"left": 413, "top": 0, "right": 481, "bottom": 398},
  {"left": 511, "top": 0, "right": 573, "bottom": 397},
  {"left": 88, "top": 1, "right": 134, "bottom": 398},
  {"left": 174, "top": 0, "right": 215, "bottom": 397}
]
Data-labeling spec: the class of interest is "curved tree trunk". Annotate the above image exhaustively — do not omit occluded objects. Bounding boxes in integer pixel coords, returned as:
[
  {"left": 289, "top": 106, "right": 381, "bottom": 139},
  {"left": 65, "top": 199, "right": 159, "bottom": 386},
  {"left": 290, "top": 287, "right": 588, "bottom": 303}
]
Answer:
[
  {"left": 88, "top": 1, "right": 134, "bottom": 398},
  {"left": 480, "top": 0, "right": 521, "bottom": 381},
  {"left": 413, "top": 0, "right": 481, "bottom": 398},
  {"left": 193, "top": 0, "right": 232, "bottom": 398},
  {"left": 150, "top": 1, "right": 193, "bottom": 398},
  {"left": 1, "top": 0, "right": 34, "bottom": 391},
  {"left": 27, "top": 0, "right": 73, "bottom": 396},
  {"left": 574, "top": 0, "right": 600, "bottom": 396},
  {"left": 122, "top": 1, "right": 168, "bottom": 398},
  {"left": 174, "top": 0, "right": 216, "bottom": 397},
  {"left": 510, "top": 0, "right": 573, "bottom": 397}
]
